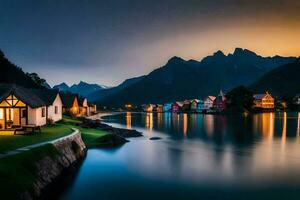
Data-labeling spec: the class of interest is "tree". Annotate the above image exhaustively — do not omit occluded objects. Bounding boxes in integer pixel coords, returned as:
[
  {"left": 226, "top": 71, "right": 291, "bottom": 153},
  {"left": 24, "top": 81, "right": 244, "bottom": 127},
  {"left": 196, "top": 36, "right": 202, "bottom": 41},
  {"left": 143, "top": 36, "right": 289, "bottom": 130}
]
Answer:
[{"left": 226, "top": 86, "right": 254, "bottom": 112}]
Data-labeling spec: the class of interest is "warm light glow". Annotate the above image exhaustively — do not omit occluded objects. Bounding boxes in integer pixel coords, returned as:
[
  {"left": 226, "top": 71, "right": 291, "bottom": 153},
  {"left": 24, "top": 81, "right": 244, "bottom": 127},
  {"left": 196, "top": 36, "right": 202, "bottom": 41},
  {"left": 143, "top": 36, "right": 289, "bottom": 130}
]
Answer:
[
  {"left": 281, "top": 112, "right": 287, "bottom": 146},
  {"left": 126, "top": 112, "right": 131, "bottom": 129},
  {"left": 261, "top": 113, "right": 274, "bottom": 140},
  {"left": 297, "top": 113, "right": 300, "bottom": 137},
  {"left": 183, "top": 113, "right": 188, "bottom": 137},
  {"left": 203, "top": 115, "right": 214, "bottom": 137},
  {"left": 0, "top": 108, "right": 3, "bottom": 120},
  {"left": 146, "top": 113, "right": 153, "bottom": 130}
]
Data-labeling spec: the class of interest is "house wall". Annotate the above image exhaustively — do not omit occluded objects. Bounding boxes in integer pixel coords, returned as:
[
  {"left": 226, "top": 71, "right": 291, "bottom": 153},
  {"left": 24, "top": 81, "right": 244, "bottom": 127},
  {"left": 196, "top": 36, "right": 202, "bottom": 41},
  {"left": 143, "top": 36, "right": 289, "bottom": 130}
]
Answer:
[
  {"left": 47, "top": 94, "right": 63, "bottom": 122},
  {"left": 28, "top": 106, "right": 47, "bottom": 126}
]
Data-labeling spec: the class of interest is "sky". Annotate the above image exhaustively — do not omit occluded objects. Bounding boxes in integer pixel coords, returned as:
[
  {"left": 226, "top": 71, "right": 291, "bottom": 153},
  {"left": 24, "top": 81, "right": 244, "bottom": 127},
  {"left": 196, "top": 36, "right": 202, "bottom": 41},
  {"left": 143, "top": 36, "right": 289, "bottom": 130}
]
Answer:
[{"left": 1, "top": 0, "right": 300, "bottom": 87}]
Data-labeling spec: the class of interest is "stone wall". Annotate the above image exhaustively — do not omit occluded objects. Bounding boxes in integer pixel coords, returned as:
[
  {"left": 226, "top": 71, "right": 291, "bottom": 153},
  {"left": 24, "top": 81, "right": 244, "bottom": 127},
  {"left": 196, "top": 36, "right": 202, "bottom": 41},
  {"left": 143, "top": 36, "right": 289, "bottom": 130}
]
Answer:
[{"left": 22, "top": 129, "right": 86, "bottom": 199}]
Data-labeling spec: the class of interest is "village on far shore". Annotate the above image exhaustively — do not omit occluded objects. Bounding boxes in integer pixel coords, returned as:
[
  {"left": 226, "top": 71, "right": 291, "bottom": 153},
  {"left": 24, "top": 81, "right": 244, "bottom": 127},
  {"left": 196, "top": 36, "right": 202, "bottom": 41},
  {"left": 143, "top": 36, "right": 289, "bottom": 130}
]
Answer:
[{"left": 123, "top": 90, "right": 300, "bottom": 114}]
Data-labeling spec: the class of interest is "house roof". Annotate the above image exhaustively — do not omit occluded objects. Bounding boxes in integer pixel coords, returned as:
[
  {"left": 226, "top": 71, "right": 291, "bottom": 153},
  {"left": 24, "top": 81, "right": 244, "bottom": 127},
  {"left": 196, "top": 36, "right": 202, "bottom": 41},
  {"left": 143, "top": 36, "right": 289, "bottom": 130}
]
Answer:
[
  {"left": 0, "top": 84, "right": 46, "bottom": 108},
  {"left": 206, "top": 96, "right": 216, "bottom": 101},
  {"left": 31, "top": 89, "right": 60, "bottom": 106},
  {"left": 60, "top": 92, "right": 78, "bottom": 107},
  {"left": 253, "top": 94, "right": 266, "bottom": 100}
]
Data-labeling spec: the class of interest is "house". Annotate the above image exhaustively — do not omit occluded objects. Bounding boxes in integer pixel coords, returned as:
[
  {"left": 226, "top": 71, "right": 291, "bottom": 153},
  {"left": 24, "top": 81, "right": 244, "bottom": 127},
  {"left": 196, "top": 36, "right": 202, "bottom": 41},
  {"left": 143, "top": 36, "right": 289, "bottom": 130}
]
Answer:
[
  {"left": 60, "top": 92, "right": 79, "bottom": 116},
  {"left": 190, "top": 99, "right": 199, "bottom": 112},
  {"left": 196, "top": 99, "right": 205, "bottom": 113},
  {"left": 155, "top": 104, "right": 163, "bottom": 113},
  {"left": 253, "top": 92, "right": 274, "bottom": 109},
  {"left": 32, "top": 89, "right": 63, "bottom": 122},
  {"left": 78, "top": 97, "right": 90, "bottom": 116},
  {"left": 182, "top": 100, "right": 192, "bottom": 112},
  {"left": 89, "top": 102, "right": 97, "bottom": 114},
  {"left": 142, "top": 104, "right": 154, "bottom": 112},
  {"left": 163, "top": 103, "right": 172, "bottom": 112},
  {"left": 294, "top": 94, "right": 300, "bottom": 105},
  {"left": 203, "top": 96, "right": 216, "bottom": 111},
  {"left": 171, "top": 102, "right": 183, "bottom": 113},
  {"left": 0, "top": 84, "right": 48, "bottom": 130},
  {"left": 213, "top": 90, "right": 227, "bottom": 111}
]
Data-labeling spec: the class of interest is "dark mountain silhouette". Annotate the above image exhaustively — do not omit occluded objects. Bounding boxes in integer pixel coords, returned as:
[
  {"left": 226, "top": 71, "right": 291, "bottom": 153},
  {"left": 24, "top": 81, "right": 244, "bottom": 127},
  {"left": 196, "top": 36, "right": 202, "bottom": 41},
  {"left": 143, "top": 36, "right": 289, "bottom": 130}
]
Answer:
[
  {"left": 249, "top": 59, "right": 300, "bottom": 97},
  {"left": 87, "top": 75, "right": 145, "bottom": 102},
  {"left": 95, "top": 48, "right": 297, "bottom": 107},
  {"left": 53, "top": 81, "right": 108, "bottom": 97},
  {"left": 0, "top": 49, "right": 45, "bottom": 88}
]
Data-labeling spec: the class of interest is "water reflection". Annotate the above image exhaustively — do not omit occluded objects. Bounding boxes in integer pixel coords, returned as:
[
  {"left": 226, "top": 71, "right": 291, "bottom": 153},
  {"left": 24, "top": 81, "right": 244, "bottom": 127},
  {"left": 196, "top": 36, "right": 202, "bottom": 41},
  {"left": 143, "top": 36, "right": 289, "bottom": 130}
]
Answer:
[
  {"left": 126, "top": 112, "right": 131, "bottom": 129},
  {"left": 183, "top": 113, "right": 188, "bottom": 137},
  {"left": 63, "top": 112, "right": 300, "bottom": 200},
  {"left": 145, "top": 113, "right": 153, "bottom": 130},
  {"left": 297, "top": 113, "right": 300, "bottom": 137}
]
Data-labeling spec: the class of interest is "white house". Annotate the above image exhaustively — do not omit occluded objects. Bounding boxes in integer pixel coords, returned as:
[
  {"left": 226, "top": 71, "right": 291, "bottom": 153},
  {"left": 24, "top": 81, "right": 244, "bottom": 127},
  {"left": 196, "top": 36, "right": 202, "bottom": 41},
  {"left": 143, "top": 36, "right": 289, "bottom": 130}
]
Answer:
[
  {"left": 0, "top": 84, "right": 48, "bottom": 130},
  {"left": 203, "top": 96, "right": 216, "bottom": 111},
  {"left": 33, "top": 89, "right": 63, "bottom": 123}
]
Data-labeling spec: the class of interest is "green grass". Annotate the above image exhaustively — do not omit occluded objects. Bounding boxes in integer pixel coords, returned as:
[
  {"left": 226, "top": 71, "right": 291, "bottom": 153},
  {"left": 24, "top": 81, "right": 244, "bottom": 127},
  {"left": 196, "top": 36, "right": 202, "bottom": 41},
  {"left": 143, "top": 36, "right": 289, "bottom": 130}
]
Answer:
[
  {"left": 0, "top": 124, "right": 73, "bottom": 153},
  {"left": 0, "top": 115, "right": 109, "bottom": 199},
  {"left": 0, "top": 144, "right": 60, "bottom": 199},
  {"left": 60, "top": 115, "right": 107, "bottom": 147}
]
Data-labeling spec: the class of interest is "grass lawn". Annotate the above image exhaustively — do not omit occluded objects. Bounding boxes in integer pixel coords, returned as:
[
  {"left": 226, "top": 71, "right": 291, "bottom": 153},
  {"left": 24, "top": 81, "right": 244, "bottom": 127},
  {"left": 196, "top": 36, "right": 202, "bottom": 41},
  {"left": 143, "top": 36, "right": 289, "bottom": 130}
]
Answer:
[
  {"left": 0, "top": 115, "right": 108, "bottom": 199},
  {"left": 60, "top": 115, "right": 107, "bottom": 147},
  {"left": 0, "top": 144, "right": 60, "bottom": 199},
  {"left": 0, "top": 124, "right": 73, "bottom": 153}
]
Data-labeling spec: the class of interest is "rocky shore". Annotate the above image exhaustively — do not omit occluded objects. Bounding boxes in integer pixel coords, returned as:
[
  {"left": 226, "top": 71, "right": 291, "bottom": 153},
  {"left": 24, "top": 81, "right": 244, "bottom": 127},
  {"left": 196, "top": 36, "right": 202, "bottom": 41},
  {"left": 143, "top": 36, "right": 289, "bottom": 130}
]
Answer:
[{"left": 21, "top": 129, "right": 86, "bottom": 200}]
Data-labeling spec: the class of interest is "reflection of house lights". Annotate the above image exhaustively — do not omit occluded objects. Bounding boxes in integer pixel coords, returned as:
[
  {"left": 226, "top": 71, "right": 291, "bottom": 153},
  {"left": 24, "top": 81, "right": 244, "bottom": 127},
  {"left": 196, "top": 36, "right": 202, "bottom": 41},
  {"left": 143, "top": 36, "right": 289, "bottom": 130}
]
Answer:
[
  {"left": 183, "top": 113, "right": 188, "bottom": 137},
  {"left": 281, "top": 112, "right": 287, "bottom": 146},
  {"left": 297, "top": 113, "right": 300, "bottom": 136},
  {"left": 126, "top": 112, "right": 131, "bottom": 129}
]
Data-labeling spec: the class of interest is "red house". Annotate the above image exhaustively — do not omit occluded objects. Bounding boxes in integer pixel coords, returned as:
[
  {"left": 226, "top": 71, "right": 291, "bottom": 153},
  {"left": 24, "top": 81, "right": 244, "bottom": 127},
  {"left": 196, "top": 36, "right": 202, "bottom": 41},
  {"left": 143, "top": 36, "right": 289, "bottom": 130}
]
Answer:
[
  {"left": 171, "top": 102, "right": 183, "bottom": 113},
  {"left": 213, "top": 90, "right": 227, "bottom": 111}
]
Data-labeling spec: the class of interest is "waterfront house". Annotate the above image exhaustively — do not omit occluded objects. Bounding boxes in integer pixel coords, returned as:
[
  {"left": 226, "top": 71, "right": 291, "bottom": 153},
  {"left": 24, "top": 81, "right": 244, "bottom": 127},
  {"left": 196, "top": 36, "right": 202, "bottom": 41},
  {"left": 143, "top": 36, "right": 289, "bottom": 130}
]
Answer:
[
  {"left": 182, "top": 100, "right": 192, "bottom": 112},
  {"left": 196, "top": 99, "right": 205, "bottom": 113},
  {"left": 155, "top": 104, "right": 163, "bottom": 113},
  {"left": 78, "top": 97, "right": 90, "bottom": 116},
  {"left": 142, "top": 104, "right": 154, "bottom": 112},
  {"left": 190, "top": 99, "right": 199, "bottom": 112},
  {"left": 89, "top": 102, "right": 97, "bottom": 114},
  {"left": 203, "top": 96, "right": 216, "bottom": 111},
  {"left": 253, "top": 92, "right": 274, "bottom": 109},
  {"left": 60, "top": 92, "right": 80, "bottom": 116},
  {"left": 213, "top": 90, "right": 227, "bottom": 111},
  {"left": 0, "top": 84, "right": 48, "bottom": 130},
  {"left": 32, "top": 89, "right": 63, "bottom": 122},
  {"left": 163, "top": 103, "right": 172, "bottom": 112},
  {"left": 172, "top": 102, "right": 183, "bottom": 113}
]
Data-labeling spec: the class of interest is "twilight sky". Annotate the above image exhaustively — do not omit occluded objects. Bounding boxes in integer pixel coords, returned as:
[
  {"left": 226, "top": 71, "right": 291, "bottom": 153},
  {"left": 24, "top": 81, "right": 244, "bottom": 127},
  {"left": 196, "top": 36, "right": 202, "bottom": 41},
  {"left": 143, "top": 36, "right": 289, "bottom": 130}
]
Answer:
[{"left": 1, "top": 0, "right": 300, "bottom": 87}]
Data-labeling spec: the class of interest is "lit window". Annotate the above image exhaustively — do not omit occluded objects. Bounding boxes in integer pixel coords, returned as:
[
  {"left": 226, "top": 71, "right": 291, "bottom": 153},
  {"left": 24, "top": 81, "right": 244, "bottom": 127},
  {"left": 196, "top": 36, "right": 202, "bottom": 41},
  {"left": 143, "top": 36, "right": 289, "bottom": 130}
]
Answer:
[{"left": 0, "top": 108, "right": 3, "bottom": 119}]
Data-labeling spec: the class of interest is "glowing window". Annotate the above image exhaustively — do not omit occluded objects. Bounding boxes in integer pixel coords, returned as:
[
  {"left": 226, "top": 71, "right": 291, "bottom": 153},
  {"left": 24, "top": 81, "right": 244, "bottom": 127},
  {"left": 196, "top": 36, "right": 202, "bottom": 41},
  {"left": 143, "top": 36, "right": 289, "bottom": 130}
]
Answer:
[{"left": 0, "top": 109, "right": 3, "bottom": 119}]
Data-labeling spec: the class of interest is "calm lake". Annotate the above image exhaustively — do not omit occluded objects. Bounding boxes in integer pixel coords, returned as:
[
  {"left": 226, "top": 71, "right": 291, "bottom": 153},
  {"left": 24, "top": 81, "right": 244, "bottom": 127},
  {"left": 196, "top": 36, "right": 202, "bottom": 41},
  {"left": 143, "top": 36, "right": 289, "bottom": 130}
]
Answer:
[{"left": 60, "top": 112, "right": 300, "bottom": 200}]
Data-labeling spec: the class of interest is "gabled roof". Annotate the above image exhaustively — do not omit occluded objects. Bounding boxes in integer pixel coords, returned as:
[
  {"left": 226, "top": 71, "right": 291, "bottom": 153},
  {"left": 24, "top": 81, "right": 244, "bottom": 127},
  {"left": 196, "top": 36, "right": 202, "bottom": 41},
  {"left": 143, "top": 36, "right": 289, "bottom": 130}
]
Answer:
[
  {"left": 254, "top": 92, "right": 274, "bottom": 100},
  {"left": 205, "top": 96, "right": 216, "bottom": 102},
  {"left": 78, "top": 97, "right": 87, "bottom": 107},
  {"left": 31, "top": 89, "right": 60, "bottom": 106},
  {"left": 174, "top": 101, "right": 184, "bottom": 107},
  {"left": 253, "top": 94, "right": 266, "bottom": 100},
  {"left": 0, "top": 84, "right": 46, "bottom": 108},
  {"left": 60, "top": 92, "right": 78, "bottom": 107}
]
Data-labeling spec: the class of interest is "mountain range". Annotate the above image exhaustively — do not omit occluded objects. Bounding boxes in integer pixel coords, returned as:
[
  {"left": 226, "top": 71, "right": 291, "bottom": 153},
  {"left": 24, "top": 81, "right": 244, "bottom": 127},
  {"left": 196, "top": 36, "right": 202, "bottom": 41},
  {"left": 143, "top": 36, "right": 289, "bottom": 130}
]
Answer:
[
  {"left": 92, "top": 48, "right": 297, "bottom": 107},
  {"left": 250, "top": 59, "right": 300, "bottom": 97},
  {"left": 53, "top": 81, "right": 109, "bottom": 97}
]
